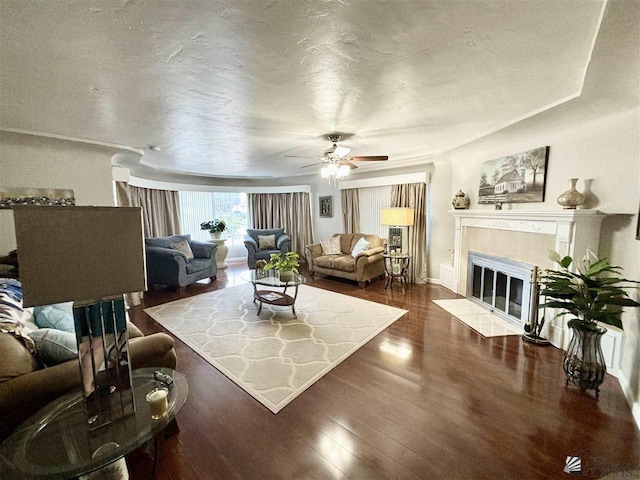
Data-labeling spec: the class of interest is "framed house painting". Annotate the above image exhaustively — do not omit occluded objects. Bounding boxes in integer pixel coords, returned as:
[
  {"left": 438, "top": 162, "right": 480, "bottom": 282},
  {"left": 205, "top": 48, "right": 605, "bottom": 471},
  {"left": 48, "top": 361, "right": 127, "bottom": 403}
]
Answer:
[
  {"left": 319, "top": 196, "right": 332, "bottom": 218},
  {"left": 478, "top": 146, "right": 549, "bottom": 204}
]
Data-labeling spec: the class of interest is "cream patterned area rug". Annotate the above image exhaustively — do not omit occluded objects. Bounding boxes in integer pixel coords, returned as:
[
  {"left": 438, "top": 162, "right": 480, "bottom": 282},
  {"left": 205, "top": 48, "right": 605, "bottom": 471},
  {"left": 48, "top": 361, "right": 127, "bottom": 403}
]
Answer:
[
  {"left": 145, "top": 284, "right": 407, "bottom": 413},
  {"left": 433, "top": 299, "right": 522, "bottom": 337}
]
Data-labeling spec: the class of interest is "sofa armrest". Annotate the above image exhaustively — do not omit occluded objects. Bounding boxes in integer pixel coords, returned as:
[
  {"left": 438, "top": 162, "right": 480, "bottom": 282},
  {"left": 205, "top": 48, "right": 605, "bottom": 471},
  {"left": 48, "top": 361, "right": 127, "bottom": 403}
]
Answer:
[
  {"left": 145, "top": 246, "right": 187, "bottom": 286},
  {"left": 190, "top": 240, "right": 217, "bottom": 259},
  {"left": 277, "top": 234, "right": 290, "bottom": 250},
  {"left": 0, "top": 360, "right": 80, "bottom": 442},
  {"left": 128, "top": 333, "right": 177, "bottom": 370},
  {"left": 356, "top": 246, "right": 384, "bottom": 258},
  {"left": 243, "top": 235, "right": 258, "bottom": 252},
  {"left": 356, "top": 250, "right": 384, "bottom": 278},
  {"left": 304, "top": 243, "right": 322, "bottom": 270},
  {"left": 305, "top": 243, "right": 322, "bottom": 259}
]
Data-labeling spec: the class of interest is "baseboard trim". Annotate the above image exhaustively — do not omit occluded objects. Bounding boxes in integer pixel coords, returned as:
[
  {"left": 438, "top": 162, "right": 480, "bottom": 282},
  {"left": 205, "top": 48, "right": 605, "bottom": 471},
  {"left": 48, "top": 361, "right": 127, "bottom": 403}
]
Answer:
[
  {"left": 427, "top": 278, "right": 442, "bottom": 285},
  {"left": 618, "top": 370, "right": 640, "bottom": 430},
  {"left": 548, "top": 324, "right": 564, "bottom": 349}
]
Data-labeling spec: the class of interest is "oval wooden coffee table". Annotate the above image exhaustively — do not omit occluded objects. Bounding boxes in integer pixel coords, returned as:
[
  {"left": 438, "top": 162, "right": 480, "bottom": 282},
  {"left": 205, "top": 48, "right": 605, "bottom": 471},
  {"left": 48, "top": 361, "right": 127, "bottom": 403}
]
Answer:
[{"left": 241, "top": 270, "right": 306, "bottom": 319}]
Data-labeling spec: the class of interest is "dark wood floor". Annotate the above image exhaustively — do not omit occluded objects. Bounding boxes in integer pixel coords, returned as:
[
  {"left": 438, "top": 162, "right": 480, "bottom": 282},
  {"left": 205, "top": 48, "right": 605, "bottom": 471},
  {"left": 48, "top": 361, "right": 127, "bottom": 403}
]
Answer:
[{"left": 128, "top": 263, "right": 640, "bottom": 480}]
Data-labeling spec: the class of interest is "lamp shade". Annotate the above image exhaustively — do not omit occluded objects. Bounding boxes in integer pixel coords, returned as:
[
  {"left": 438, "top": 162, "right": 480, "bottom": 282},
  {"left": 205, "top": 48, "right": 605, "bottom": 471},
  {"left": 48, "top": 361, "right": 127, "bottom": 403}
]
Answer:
[
  {"left": 380, "top": 207, "right": 414, "bottom": 226},
  {"left": 13, "top": 206, "right": 147, "bottom": 307}
]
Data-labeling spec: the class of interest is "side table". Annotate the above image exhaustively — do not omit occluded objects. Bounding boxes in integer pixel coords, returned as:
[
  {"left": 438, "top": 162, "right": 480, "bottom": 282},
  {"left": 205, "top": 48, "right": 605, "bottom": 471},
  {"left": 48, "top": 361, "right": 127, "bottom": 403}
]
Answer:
[
  {"left": 383, "top": 253, "right": 412, "bottom": 290},
  {"left": 207, "top": 238, "right": 229, "bottom": 269},
  {"left": 0, "top": 368, "right": 188, "bottom": 479}
]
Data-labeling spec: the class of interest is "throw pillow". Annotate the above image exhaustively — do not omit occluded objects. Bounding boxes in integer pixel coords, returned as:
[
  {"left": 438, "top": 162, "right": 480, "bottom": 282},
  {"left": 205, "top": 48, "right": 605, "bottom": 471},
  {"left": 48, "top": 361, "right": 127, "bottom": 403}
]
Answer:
[
  {"left": 0, "top": 278, "right": 36, "bottom": 354},
  {"left": 29, "top": 328, "right": 78, "bottom": 366},
  {"left": 0, "top": 278, "right": 26, "bottom": 326},
  {"left": 320, "top": 237, "right": 341, "bottom": 255},
  {"left": 33, "top": 302, "right": 75, "bottom": 333},
  {"left": 258, "top": 234, "right": 276, "bottom": 250},
  {"left": 350, "top": 237, "right": 370, "bottom": 257},
  {"left": 170, "top": 240, "right": 194, "bottom": 260}
]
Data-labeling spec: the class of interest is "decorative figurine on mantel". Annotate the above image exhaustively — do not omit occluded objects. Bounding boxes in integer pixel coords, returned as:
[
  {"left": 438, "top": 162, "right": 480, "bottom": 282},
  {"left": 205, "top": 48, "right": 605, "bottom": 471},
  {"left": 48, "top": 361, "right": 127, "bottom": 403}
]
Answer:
[{"left": 452, "top": 190, "right": 470, "bottom": 209}]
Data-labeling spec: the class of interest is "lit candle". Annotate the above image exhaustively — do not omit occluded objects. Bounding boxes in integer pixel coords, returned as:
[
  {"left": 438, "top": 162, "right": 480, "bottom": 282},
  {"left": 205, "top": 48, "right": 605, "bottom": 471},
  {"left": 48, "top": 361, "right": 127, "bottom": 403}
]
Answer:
[{"left": 146, "top": 388, "right": 169, "bottom": 420}]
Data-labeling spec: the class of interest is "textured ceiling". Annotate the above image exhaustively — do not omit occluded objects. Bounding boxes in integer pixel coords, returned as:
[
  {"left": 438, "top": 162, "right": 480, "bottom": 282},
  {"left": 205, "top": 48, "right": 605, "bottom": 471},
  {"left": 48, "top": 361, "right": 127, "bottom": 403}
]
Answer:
[{"left": 0, "top": 0, "right": 605, "bottom": 179}]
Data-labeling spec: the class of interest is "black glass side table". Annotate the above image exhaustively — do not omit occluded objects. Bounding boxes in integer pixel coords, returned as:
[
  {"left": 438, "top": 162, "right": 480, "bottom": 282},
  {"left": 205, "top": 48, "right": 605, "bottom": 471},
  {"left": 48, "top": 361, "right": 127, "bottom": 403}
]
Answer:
[
  {"left": 0, "top": 368, "right": 188, "bottom": 479},
  {"left": 383, "top": 253, "right": 412, "bottom": 290}
]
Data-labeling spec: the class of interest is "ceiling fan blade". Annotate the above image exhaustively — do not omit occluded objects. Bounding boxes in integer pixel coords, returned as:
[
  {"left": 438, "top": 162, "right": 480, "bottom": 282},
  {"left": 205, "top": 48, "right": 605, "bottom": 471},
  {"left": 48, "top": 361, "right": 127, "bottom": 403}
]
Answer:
[
  {"left": 300, "top": 161, "right": 325, "bottom": 169},
  {"left": 340, "top": 160, "right": 358, "bottom": 169},
  {"left": 285, "top": 155, "right": 317, "bottom": 159},
  {"left": 349, "top": 156, "right": 388, "bottom": 162}
]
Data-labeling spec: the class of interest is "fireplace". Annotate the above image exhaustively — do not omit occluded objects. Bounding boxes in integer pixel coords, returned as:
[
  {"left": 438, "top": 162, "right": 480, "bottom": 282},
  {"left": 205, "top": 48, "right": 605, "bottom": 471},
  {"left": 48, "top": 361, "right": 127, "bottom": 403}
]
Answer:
[
  {"left": 467, "top": 251, "right": 535, "bottom": 328},
  {"left": 447, "top": 209, "right": 626, "bottom": 380}
]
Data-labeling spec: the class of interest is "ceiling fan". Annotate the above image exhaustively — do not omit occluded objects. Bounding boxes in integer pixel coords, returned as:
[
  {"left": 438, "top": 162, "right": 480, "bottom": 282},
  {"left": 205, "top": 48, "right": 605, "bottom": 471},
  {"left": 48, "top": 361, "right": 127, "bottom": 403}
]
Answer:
[{"left": 285, "top": 134, "right": 389, "bottom": 171}]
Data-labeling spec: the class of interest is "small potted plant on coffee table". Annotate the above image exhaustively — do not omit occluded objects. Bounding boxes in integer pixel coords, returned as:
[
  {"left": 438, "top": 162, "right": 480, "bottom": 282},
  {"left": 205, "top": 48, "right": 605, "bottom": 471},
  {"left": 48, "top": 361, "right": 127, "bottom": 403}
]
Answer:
[
  {"left": 200, "top": 219, "right": 227, "bottom": 240},
  {"left": 540, "top": 249, "right": 639, "bottom": 397},
  {"left": 263, "top": 252, "right": 300, "bottom": 282}
]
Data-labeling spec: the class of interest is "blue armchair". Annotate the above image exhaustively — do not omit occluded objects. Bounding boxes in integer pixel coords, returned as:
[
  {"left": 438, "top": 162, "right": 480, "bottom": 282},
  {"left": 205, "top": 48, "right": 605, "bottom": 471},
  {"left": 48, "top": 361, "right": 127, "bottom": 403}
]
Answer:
[
  {"left": 244, "top": 228, "right": 291, "bottom": 268},
  {"left": 145, "top": 234, "right": 217, "bottom": 288}
]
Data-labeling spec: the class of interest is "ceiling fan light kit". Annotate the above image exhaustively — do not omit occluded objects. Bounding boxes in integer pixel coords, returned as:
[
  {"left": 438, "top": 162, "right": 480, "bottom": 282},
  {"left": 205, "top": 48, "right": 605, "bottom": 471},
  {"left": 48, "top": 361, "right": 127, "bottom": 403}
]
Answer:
[
  {"left": 296, "top": 134, "right": 390, "bottom": 186},
  {"left": 321, "top": 161, "right": 350, "bottom": 186}
]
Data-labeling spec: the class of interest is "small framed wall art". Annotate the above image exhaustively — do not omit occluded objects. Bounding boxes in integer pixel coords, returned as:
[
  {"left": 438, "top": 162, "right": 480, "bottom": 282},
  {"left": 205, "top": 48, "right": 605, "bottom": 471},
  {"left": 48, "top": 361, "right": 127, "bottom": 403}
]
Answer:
[{"left": 319, "top": 196, "right": 332, "bottom": 218}]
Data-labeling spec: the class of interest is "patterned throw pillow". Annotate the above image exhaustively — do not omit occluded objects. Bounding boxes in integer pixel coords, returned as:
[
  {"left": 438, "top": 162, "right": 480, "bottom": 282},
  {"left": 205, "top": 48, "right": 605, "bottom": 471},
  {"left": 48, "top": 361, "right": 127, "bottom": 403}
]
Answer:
[
  {"left": 320, "top": 237, "right": 341, "bottom": 255},
  {"left": 0, "top": 278, "right": 36, "bottom": 354},
  {"left": 170, "top": 240, "right": 194, "bottom": 260},
  {"left": 258, "top": 234, "right": 276, "bottom": 250},
  {"left": 0, "top": 278, "right": 24, "bottom": 326},
  {"left": 351, "top": 237, "right": 371, "bottom": 257}
]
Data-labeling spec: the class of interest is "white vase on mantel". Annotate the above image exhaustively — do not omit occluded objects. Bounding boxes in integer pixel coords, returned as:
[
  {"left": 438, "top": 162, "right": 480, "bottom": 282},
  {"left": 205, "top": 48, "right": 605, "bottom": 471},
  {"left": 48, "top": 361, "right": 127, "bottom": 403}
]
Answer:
[
  {"left": 210, "top": 231, "right": 222, "bottom": 240},
  {"left": 557, "top": 178, "right": 585, "bottom": 209}
]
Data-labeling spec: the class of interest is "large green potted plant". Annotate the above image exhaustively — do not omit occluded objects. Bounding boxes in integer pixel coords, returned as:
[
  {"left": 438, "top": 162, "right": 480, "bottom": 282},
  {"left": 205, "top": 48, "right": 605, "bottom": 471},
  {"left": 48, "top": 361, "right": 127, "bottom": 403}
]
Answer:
[
  {"left": 263, "top": 252, "right": 300, "bottom": 282},
  {"left": 540, "top": 249, "right": 639, "bottom": 396},
  {"left": 200, "top": 219, "right": 227, "bottom": 239}
]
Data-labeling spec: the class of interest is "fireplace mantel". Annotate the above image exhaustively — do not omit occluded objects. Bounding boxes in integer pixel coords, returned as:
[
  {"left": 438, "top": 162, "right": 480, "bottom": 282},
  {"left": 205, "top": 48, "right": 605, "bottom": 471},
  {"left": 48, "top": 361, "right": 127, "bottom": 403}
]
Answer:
[
  {"left": 448, "top": 208, "right": 616, "bottom": 361},
  {"left": 449, "top": 210, "right": 607, "bottom": 291}
]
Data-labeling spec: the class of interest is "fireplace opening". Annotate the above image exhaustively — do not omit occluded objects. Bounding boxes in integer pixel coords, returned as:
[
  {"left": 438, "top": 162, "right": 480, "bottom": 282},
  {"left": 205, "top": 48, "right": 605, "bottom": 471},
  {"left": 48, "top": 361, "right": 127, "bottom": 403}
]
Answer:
[{"left": 467, "top": 252, "right": 535, "bottom": 328}]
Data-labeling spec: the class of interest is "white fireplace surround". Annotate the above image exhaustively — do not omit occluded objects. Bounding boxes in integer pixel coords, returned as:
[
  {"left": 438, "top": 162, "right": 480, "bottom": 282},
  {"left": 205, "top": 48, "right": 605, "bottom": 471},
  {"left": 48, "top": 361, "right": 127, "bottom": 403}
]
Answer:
[{"left": 448, "top": 209, "right": 624, "bottom": 378}]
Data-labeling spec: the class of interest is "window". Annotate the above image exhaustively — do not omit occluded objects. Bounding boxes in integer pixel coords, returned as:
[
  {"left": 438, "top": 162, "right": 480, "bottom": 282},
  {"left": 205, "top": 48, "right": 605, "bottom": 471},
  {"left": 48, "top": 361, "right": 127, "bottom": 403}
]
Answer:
[{"left": 178, "top": 191, "right": 248, "bottom": 246}]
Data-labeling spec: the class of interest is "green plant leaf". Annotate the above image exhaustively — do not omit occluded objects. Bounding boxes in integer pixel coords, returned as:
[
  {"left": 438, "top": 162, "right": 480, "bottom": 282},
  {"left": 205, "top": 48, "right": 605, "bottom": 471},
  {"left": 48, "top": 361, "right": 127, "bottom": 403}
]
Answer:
[{"left": 560, "top": 256, "right": 573, "bottom": 268}]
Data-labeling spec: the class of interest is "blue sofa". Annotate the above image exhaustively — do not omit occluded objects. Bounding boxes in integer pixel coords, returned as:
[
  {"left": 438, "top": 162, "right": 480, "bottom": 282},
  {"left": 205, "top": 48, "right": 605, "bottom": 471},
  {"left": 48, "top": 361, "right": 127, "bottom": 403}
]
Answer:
[
  {"left": 145, "top": 234, "right": 217, "bottom": 288},
  {"left": 243, "top": 228, "right": 291, "bottom": 268}
]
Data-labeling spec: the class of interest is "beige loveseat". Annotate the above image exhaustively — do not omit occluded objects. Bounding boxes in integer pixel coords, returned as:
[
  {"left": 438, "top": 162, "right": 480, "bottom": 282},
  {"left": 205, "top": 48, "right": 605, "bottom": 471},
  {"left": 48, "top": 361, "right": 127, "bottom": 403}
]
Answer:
[{"left": 305, "top": 233, "right": 386, "bottom": 287}]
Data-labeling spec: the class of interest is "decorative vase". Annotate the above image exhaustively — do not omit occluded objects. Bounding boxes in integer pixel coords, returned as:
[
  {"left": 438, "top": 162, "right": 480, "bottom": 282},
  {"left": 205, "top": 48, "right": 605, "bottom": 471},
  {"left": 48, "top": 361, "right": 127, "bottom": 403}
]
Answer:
[
  {"left": 451, "top": 190, "right": 470, "bottom": 210},
  {"left": 279, "top": 270, "right": 293, "bottom": 282},
  {"left": 563, "top": 321, "right": 607, "bottom": 397},
  {"left": 210, "top": 231, "right": 222, "bottom": 240},
  {"left": 557, "top": 178, "right": 585, "bottom": 209}
]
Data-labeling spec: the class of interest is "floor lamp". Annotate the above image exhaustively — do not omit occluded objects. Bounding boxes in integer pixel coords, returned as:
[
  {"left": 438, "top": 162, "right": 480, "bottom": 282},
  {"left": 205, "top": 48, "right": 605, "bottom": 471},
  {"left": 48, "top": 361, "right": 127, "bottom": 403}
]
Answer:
[
  {"left": 13, "top": 206, "right": 147, "bottom": 430},
  {"left": 380, "top": 208, "right": 414, "bottom": 254}
]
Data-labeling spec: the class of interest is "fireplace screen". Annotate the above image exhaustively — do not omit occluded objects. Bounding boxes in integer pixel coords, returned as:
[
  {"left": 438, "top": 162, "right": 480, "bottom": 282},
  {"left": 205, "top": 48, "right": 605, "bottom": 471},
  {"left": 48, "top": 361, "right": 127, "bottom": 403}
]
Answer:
[{"left": 468, "top": 252, "right": 534, "bottom": 327}]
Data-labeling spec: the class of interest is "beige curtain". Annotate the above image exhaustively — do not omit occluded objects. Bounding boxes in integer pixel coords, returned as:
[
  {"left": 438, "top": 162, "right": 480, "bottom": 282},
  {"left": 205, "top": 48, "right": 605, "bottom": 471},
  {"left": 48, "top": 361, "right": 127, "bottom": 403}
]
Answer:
[
  {"left": 114, "top": 181, "right": 145, "bottom": 306},
  {"left": 341, "top": 189, "right": 360, "bottom": 234},
  {"left": 391, "top": 183, "right": 427, "bottom": 284},
  {"left": 126, "top": 185, "right": 181, "bottom": 238},
  {"left": 249, "top": 192, "right": 313, "bottom": 258}
]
